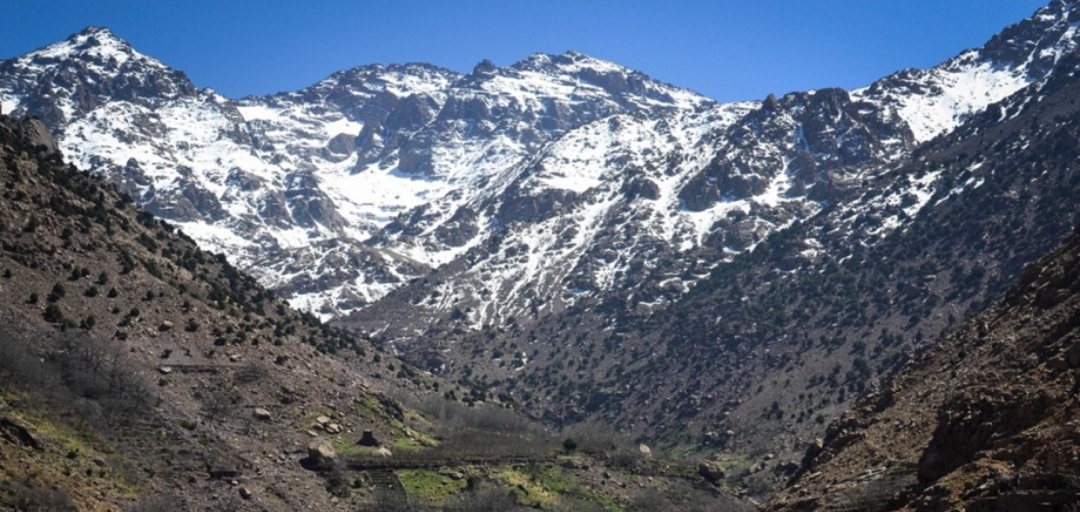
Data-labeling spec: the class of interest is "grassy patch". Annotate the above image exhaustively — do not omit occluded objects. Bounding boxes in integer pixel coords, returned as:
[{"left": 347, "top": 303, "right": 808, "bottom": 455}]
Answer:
[
  {"left": 396, "top": 469, "right": 468, "bottom": 504},
  {"left": 357, "top": 395, "right": 384, "bottom": 416},
  {"left": 527, "top": 465, "right": 624, "bottom": 511},
  {"left": 498, "top": 467, "right": 559, "bottom": 508},
  {"left": 529, "top": 465, "right": 576, "bottom": 494},
  {"left": 666, "top": 443, "right": 711, "bottom": 461},
  {"left": 712, "top": 453, "right": 754, "bottom": 473},
  {"left": 393, "top": 425, "right": 440, "bottom": 451},
  {"left": 0, "top": 391, "right": 143, "bottom": 508},
  {"left": 331, "top": 438, "right": 368, "bottom": 457},
  {"left": 392, "top": 436, "right": 426, "bottom": 451}
]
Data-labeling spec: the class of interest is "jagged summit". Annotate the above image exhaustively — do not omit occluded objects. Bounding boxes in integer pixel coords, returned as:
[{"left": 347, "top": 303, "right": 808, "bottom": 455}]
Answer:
[
  {"left": 0, "top": 26, "right": 197, "bottom": 126},
  {"left": 18, "top": 25, "right": 167, "bottom": 73}
]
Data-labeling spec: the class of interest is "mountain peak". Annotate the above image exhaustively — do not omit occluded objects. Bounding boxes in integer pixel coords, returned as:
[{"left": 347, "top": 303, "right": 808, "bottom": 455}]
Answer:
[
  {"left": 16, "top": 26, "right": 166, "bottom": 73},
  {"left": 472, "top": 58, "right": 497, "bottom": 75},
  {"left": 75, "top": 25, "right": 118, "bottom": 38},
  {"left": 0, "top": 26, "right": 197, "bottom": 125},
  {"left": 511, "top": 50, "right": 626, "bottom": 75}
]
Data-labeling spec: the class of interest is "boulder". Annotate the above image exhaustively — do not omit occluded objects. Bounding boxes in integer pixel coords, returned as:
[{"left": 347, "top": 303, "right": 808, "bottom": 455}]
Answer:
[
  {"left": 20, "top": 118, "right": 59, "bottom": 154},
  {"left": 638, "top": 444, "right": 652, "bottom": 457},
  {"left": 0, "top": 417, "right": 42, "bottom": 450},
  {"left": 698, "top": 461, "right": 725, "bottom": 484},
  {"left": 253, "top": 407, "right": 272, "bottom": 421},
  {"left": 306, "top": 440, "right": 337, "bottom": 470}
]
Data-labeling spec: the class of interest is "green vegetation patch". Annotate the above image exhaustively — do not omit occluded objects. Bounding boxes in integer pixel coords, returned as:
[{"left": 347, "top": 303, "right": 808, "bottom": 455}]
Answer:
[
  {"left": 499, "top": 467, "right": 558, "bottom": 507},
  {"left": 526, "top": 465, "right": 623, "bottom": 511},
  {"left": 330, "top": 438, "right": 368, "bottom": 457},
  {"left": 357, "top": 395, "right": 384, "bottom": 416},
  {"left": 396, "top": 469, "right": 468, "bottom": 504},
  {"left": 393, "top": 425, "right": 440, "bottom": 451}
]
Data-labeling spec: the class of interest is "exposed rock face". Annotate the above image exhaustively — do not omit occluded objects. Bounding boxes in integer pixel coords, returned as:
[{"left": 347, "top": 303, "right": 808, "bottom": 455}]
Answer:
[
  {"left": 18, "top": 118, "right": 58, "bottom": 154},
  {"left": 917, "top": 388, "right": 1058, "bottom": 484}
]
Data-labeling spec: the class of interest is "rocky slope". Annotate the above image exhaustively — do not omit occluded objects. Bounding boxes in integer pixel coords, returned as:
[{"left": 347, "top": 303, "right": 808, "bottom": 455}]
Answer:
[
  {"left": 0, "top": 109, "right": 402, "bottom": 510},
  {"left": 0, "top": 115, "right": 745, "bottom": 511},
  {"left": 766, "top": 218, "right": 1080, "bottom": 512}
]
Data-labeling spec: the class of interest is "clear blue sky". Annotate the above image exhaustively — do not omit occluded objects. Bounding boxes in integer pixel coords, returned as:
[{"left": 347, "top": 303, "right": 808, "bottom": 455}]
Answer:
[{"left": 1, "top": 1, "right": 1049, "bottom": 103}]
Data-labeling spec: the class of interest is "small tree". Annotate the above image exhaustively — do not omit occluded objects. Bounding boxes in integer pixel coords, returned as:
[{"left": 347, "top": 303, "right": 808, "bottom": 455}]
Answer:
[
  {"left": 80, "top": 315, "right": 96, "bottom": 330},
  {"left": 563, "top": 437, "right": 578, "bottom": 453},
  {"left": 47, "top": 283, "right": 66, "bottom": 302},
  {"left": 43, "top": 304, "right": 64, "bottom": 324}
]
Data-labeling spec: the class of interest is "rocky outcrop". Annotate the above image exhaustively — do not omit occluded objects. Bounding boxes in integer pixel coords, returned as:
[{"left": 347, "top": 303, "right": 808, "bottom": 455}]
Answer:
[{"left": 304, "top": 440, "right": 337, "bottom": 471}]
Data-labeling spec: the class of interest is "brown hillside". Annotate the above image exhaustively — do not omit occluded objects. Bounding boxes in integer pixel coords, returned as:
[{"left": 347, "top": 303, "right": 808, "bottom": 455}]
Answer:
[{"left": 768, "top": 225, "right": 1080, "bottom": 511}]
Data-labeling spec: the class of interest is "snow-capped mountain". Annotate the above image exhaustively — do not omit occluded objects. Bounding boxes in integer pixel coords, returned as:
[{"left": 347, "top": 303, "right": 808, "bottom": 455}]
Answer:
[{"left": 1, "top": 1, "right": 1077, "bottom": 333}]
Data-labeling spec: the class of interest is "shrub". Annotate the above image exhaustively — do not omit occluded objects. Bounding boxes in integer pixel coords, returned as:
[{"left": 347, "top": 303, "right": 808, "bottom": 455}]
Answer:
[
  {"left": 47, "top": 283, "right": 66, "bottom": 302},
  {"left": 233, "top": 363, "right": 267, "bottom": 385},
  {"left": 43, "top": 304, "right": 64, "bottom": 324},
  {"left": 80, "top": 315, "right": 96, "bottom": 330}
]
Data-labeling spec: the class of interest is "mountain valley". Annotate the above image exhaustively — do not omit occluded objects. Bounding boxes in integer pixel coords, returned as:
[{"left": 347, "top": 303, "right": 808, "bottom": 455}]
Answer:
[{"left": 3, "top": 1, "right": 1080, "bottom": 510}]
